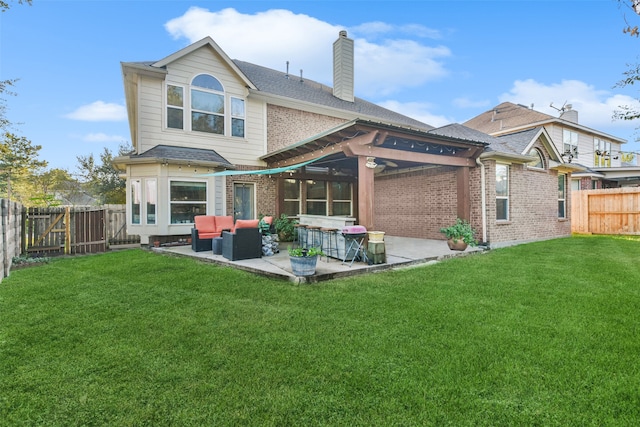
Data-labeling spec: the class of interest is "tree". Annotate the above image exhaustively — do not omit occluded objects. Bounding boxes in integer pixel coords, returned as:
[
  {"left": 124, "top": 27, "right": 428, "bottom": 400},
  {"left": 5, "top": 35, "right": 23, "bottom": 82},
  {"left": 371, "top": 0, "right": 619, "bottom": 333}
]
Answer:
[
  {"left": 0, "top": 132, "right": 48, "bottom": 204},
  {"left": 614, "top": 1, "right": 640, "bottom": 162},
  {"left": 76, "top": 143, "right": 131, "bottom": 204},
  {"left": 0, "top": 0, "right": 31, "bottom": 12}
]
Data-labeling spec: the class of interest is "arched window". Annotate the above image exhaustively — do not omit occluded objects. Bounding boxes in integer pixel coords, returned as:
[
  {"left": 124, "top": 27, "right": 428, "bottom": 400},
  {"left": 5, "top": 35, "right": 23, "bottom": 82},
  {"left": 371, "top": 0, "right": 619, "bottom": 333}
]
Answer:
[
  {"left": 191, "top": 74, "right": 225, "bottom": 134},
  {"left": 165, "top": 74, "right": 245, "bottom": 137},
  {"left": 527, "top": 148, "right": 545, "bottom": 169}
]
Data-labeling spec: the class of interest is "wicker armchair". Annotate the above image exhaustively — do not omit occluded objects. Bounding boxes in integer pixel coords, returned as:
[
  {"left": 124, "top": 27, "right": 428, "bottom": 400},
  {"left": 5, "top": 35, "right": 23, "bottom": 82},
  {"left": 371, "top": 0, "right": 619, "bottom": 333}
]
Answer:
[{"left": 221, "top": 219, "right": 262, "bottom": 261}]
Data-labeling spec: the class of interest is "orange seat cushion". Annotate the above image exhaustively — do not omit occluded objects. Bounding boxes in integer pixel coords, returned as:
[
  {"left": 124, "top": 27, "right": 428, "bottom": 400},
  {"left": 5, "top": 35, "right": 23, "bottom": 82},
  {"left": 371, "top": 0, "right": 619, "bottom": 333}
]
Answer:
[
  {"left": 194, "top": 215, "right": 216, "bottom": 233},
  {"left": 234, "top": 219, "right": 259, "bottom": 229},
  {"left": 215, "top": 216, "right": 235, "bottom": 233}
]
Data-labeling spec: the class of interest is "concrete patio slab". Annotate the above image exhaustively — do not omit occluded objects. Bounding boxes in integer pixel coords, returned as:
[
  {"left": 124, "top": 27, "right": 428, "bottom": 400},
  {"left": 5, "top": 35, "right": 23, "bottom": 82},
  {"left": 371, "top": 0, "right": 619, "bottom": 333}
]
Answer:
[{"left": 156, "top": 236, "right": 482, "bottom": 283}]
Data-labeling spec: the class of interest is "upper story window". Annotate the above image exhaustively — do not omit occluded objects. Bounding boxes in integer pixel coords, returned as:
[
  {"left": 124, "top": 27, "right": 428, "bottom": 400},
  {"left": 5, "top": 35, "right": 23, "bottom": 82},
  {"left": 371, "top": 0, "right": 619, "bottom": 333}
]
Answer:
[
  {"left": 191, "top": 74, "right": 224, "bottom": 135},
  {"left": 167, "top": 85, "right": 184, "bottom": 129},
  {"left": 166, "top": 74, "right": 245, "bottom": 138},
  {"left": 231, "top": 97, "right": 245, "bottom": 138},
  {"left": 527, "top": 148, "right": 545, "bottom": 169},
  {"left": 594, "top": 138, "right": 611, "bottom": 167},
  {"left": 563, "top": 129, "right": 579, "bottom": 158}
]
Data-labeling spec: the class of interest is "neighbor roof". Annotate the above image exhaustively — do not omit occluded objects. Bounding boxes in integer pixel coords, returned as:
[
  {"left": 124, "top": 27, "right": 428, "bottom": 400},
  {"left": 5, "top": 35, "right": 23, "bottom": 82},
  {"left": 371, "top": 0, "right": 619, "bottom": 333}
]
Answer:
[{"left": 463, "top": 102, "right": 553, "bottom": 135}]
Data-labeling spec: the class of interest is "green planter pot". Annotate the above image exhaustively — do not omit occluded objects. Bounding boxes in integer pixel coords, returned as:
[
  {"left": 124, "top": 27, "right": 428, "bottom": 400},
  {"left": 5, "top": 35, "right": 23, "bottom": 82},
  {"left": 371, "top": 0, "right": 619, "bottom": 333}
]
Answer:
[{"left": 290, "top": 255, "right": 319, "bottom": 276}]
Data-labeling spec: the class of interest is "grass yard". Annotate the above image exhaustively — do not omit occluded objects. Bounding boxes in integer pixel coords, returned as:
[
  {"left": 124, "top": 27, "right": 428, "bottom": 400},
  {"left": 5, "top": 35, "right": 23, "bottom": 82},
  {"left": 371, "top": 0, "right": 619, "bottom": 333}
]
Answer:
[{"left": 1, "top": 235, "right": 639, "bottom": 426}]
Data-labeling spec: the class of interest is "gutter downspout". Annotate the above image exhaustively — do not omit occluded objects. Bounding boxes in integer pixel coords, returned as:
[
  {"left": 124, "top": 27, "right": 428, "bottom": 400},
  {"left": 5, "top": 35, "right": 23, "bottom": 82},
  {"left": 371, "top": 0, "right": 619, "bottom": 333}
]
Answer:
[{"left": 476, "top": 157, "right": 487, "bottom": 244}]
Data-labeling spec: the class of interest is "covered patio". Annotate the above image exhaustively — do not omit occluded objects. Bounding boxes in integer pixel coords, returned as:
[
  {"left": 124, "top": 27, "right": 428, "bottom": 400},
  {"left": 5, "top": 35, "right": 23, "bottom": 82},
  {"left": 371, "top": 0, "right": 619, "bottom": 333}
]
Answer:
[{"left": 157, "top": 236, "right": 483, "bottom": 283}]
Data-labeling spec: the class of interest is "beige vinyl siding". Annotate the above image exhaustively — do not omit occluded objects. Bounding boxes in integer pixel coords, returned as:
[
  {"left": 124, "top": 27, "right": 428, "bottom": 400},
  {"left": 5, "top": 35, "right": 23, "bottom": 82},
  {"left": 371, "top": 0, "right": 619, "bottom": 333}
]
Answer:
[
  {"left": 546, "top": 123, "right": 623, "bottom": 168},
  {"left": 136, "top": 45, "right": 266, "bottom": 166}
]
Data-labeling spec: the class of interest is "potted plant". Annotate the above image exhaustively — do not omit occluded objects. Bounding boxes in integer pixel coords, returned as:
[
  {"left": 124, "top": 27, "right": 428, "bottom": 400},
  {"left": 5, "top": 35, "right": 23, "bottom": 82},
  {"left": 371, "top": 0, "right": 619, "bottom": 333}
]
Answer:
[
  {"left": 288, "top": 246, "right": 324, "bottom": 276},
  {"left": 274, "top": 214, "right": 297, "bottom": 242},
  {"left": 440, "top": 218, "right": 478, "bottom": 251}
]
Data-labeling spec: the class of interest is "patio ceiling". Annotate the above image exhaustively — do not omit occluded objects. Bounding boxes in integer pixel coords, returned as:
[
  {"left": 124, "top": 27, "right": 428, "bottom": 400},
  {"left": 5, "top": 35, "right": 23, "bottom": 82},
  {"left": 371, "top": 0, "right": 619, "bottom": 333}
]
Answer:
[{"left": 260, "top": 119, "right": 488, "bottom": 170}]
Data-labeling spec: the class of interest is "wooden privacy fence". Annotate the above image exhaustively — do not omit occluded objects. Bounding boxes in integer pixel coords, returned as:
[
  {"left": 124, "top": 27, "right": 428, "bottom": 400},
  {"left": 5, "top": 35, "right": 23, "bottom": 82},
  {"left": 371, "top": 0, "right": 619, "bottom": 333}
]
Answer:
[
  {"left": 571, "top": 187, "right": 640, "bottom": 235},
  {"left": 25, "top": 205, "right": 139, "bottom": 256}
]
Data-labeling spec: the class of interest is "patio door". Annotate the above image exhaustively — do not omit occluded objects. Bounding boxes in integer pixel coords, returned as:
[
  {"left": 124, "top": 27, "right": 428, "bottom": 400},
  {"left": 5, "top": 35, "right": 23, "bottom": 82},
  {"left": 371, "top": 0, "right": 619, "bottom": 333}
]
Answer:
[{"left": 233, "top": 182, "right": 255, "bottom": 220}]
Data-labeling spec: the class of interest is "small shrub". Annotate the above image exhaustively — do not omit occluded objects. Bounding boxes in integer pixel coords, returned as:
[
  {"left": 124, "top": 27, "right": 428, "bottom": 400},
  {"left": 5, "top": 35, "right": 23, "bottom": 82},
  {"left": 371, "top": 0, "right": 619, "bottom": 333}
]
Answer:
[
  {"left": 288, "top": 247, "right": 324, "bottom": 257},
  {"left": 274, "top": 214, "right": 297, "bottom": 242},
  {"left": 440, "top": 218, "right": 478, "bottom": 246},
  {"left": 12, "top": 255, "right": 51, "bottom": 266}
]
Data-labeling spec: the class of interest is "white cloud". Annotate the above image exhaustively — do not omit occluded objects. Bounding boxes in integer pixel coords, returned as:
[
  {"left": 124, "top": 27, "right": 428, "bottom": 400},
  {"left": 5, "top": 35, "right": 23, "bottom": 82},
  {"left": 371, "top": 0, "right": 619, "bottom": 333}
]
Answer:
[
  {"left": 65, "top": 101, "right": 127, "bottom": 122},
  {"left": 164, "top": 7, "right": 451, "bottom": 98},
  {"left": 499, "top": 79, "right": 640, "bottom": 134},
  {"left": 377, "top": 100, "right": 452, "bottom": 127}
]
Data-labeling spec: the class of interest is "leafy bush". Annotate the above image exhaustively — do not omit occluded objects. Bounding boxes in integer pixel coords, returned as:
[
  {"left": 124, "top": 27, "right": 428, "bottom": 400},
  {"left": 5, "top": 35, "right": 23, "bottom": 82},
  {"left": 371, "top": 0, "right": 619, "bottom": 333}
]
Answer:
[
  {"left": 274, "top": 214, "right": 297, "bottom": 242},
  {"left": 440, "top": 218, "right": 478, "bottom": 246},
  {"left": 288, "top": 247, "right": 324, "bottom": 257}
]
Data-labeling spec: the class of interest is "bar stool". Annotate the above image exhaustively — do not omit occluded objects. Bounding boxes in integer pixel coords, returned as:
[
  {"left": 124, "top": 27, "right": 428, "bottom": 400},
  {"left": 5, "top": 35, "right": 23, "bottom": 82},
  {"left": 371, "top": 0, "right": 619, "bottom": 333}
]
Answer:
[
  {"left": 305, "top": 225, "right": 321, "bottom": 249},
  {"left": 320, "top": 227, "right": 339, "bottom": 261},
  {"left": 293, "top": 224, "right": 307, "bottom": 248}
]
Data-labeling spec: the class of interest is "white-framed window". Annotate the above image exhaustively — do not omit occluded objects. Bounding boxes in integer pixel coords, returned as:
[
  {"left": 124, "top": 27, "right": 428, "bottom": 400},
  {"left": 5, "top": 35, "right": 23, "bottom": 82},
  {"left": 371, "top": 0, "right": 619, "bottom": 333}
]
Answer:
[
  {"left": 191, "top": 74, "right": 225, "bottom": 134},
  {"left": 131, "top": 179, "right": 142, "bottom": 225},
  {"left": 594, "top": 138, "right": 611, "bottom": 167},
  {"left": 146, "top": 179, "right": 157, "bottom": 225},
  {"left": 231, "top": 97, "right": 245, "bottom": 138},
  {"left": 563, "top": 129, "right": 579, "bottom": 157},
  {"left": 527, "top": 148, "right": 545, "bottom": 169},
  {"left": 169, "top": 180, "right": 207, "bottom": 224},
  {"left": 165, "top": 74, "right": 246, "bottom": 137},
  {"left": 166, "top": 84, "right": 184, "bottom": 129},
  {"left": 283, "top": 179, "right": 301, "bottom": 216},
  {"left": 496, "top": 164, "right": 509, "bottom": 221},
  {"left": 558, "top": 174, "right": 566, "bottom": 219}
]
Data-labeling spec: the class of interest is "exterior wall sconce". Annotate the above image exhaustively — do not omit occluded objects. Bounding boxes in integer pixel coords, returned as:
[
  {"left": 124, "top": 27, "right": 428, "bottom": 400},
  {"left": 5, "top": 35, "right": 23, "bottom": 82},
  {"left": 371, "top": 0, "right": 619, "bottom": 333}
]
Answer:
[{"left": 365, "top": 157, "right": 377, "bottom": 169}]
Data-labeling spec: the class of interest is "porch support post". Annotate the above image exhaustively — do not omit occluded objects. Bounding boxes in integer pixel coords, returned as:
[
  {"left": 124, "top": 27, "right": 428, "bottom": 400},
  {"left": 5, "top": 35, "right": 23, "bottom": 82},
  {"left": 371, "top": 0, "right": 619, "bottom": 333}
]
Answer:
[
  {"left": 456, "top": 166, "right": 471, "bottom": 221},
  {"left": 357, "top": 156, "right": 375, "bottom": 230}
]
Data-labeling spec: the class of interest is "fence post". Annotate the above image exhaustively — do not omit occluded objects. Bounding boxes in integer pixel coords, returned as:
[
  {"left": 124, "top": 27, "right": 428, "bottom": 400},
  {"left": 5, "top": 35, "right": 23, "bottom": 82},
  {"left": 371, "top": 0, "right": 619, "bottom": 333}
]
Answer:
[
  {"left": 65, "top": 206, "right": 71, "bottom": 255},
  {"left": 1, "top": 199, "right": 6, "bottom": 279}
]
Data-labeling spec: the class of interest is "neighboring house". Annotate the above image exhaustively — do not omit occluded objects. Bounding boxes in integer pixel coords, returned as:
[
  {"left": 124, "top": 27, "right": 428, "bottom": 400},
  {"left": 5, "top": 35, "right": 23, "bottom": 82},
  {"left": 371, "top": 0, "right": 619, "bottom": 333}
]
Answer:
[
  {"left": 464, "top": 101, "right": 640, "bottom": 189},
  {"left": 115, "top": 33, "right": 579, "bottom": 248}
]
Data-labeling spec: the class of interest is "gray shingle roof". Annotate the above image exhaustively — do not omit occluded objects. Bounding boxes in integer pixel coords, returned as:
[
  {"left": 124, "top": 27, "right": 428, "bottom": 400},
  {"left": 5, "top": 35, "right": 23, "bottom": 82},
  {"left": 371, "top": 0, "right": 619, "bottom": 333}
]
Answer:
[
  {"left": 133, "top": 145, "right": 233, "bottom": 167},
  {"left": 427, "top": 123, "right": 498, "bottom": 145},
  {"left": 232, "top": 60, "right": 433, "bottom": 131}
]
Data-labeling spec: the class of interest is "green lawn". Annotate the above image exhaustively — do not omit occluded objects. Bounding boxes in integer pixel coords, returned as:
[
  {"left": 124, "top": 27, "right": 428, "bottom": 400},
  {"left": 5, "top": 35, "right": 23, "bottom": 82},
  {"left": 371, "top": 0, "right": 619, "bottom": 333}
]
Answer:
[{"left": 1, "top": 235, "right": 639, "bottom": 426}]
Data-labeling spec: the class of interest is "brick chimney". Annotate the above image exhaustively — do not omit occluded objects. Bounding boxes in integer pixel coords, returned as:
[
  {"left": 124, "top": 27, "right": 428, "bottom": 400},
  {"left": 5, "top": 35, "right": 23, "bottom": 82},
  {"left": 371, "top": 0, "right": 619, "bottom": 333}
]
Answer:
[{"left": 333, "top": 30, "right": 354, "bottom": 102}]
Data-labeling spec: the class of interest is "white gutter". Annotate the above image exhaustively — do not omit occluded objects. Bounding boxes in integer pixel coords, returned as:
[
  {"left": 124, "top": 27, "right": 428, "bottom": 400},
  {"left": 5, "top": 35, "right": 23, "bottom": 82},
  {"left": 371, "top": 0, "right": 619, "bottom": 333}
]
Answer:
[{"left": 476, "top": 157, "right": 487, "bottom": 244}]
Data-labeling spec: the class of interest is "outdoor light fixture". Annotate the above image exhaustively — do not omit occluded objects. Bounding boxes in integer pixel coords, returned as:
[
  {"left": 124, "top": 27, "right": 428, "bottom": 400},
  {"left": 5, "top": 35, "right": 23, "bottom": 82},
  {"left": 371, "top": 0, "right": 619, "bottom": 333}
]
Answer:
[{"left": 365, "top": 157, "right": 377, "bottom": 169}]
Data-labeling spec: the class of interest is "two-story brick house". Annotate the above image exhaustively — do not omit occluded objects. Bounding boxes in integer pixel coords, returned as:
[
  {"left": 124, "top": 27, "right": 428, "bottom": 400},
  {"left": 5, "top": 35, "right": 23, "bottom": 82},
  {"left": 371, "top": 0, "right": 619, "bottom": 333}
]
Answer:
[{"left": 115, "top": 33, "right": 581, "bottom": 248}]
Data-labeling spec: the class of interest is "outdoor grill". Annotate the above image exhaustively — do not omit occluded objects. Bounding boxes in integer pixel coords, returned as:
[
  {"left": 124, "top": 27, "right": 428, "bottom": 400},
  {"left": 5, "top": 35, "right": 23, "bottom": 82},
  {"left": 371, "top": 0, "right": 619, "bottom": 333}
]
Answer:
[{"left": 341, "top": 225, "right": 368, "bottom": 267}]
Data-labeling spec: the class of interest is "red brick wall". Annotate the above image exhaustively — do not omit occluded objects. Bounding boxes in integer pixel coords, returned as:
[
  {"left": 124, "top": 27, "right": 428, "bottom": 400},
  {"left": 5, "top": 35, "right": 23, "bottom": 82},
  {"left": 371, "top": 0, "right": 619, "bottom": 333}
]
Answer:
[
  {"left": 374, "top": 166, "right": 461, "bottom": 239},
  {"left": 482, "top": 159, "right": 571, "bottom": 246},
  {"left": 372, "top": 156, "right": 571, "bottom": 246},
  {"left": 266, "top": 105, "right": 346, "bottom": 152}
]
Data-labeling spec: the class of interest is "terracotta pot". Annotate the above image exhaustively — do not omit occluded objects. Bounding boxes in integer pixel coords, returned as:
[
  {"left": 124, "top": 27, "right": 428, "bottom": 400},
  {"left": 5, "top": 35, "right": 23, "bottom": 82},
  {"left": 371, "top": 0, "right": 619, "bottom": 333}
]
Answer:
[{"left": 447, "top": 238, "right": 467, "bottom": 251}]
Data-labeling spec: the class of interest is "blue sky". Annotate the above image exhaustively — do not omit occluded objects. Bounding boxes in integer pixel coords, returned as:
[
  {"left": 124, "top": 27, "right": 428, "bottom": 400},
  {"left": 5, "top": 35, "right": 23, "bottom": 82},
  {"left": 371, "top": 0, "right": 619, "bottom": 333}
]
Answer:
[{"left": 2, "top": 0, "right": 640, "bottom": 172}]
